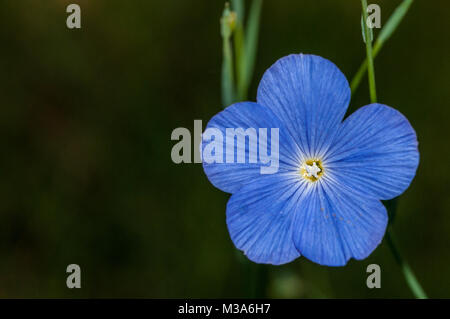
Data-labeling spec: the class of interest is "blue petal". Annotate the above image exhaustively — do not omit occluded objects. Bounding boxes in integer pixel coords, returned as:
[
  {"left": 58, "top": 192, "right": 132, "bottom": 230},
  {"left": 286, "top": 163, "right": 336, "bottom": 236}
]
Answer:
[
  {"left": 293, "top": 182, "right": 388, "bottom": 266},
  {"left": 226, "top": 174, "right": 306, "bottom": 265},
  {"left": 202, "top": 102, "right": 301, "bottom": 194},
  {"left": 325, "top": 104, "right": 419, "bottom": 200},
  {"left": 257, "top": 54, "right": 351, "bottom": 158}
]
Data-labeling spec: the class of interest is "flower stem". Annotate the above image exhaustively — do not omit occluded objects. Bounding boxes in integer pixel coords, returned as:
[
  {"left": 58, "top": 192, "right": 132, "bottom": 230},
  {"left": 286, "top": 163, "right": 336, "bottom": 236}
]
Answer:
[
  {"left": 224, "top": 1, "right": 267, "bottom": 297},
  {"left": 221, "top": 3, "right": 236, "bottom": 107},
  {"left": 361, "top": 0, "right": 377, "bottom": 103},
  {"left": 385, "top": 229, "right": 428, "bottom": 299},
  {"left": 241, "top": 0, "right": 263, "bottom": 100},
  {"left": 351, "top": 0, "right": 414, "bottom": 95},
  {"left": 360, "top": 0, "right": 426, "bottom": 299}
]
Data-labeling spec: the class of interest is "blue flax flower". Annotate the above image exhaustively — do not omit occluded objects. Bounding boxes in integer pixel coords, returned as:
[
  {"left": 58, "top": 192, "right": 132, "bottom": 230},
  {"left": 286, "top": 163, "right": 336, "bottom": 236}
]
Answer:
[{"left": 202, "top": 54, "right": 419, "bottom": 266}]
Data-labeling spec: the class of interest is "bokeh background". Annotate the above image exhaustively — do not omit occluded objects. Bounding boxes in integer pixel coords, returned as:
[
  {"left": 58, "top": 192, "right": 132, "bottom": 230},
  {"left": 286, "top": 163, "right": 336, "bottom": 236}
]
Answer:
[{"left": 0, "top": 0, "right": 449, "bottom": 298}]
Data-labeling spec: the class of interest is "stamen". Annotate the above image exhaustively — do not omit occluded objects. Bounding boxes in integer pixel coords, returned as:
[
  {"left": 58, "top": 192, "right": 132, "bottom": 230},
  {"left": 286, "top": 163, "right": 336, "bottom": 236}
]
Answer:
[
  {"left": 304, "top": 162, "right": 321, "bottom": 178},
  {"left": 300, "top": 159, "right": 324, "bottom": 182}
]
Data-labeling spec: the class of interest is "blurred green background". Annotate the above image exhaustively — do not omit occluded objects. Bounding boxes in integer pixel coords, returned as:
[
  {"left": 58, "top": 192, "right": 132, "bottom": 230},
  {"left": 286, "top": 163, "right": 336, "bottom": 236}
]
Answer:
[{"left": 0, "top": 0, "right": 449, "bottom": 298}]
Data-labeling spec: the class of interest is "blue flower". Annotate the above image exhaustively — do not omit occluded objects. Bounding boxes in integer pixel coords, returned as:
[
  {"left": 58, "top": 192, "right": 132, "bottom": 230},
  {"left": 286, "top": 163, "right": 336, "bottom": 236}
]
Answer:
[{"left": 202, "top": 54, "right": 419, "bottom": 266}]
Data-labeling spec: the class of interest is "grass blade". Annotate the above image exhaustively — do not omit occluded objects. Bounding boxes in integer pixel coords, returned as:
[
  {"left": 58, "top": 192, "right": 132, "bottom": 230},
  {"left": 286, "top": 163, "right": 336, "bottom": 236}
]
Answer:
[{"left": 351, "top": 0, "right": 414, "bottom": 94}]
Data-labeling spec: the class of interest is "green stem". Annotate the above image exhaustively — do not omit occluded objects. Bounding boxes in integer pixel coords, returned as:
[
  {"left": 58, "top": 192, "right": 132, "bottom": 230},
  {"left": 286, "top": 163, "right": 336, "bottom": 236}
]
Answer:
[
  {"left": 360, "top": 0, "right": 426, "bottom": 299},
  {"left": 224, "top": 1, "right": 267, "bottom": 297},
  {"left": 350, "top": 42, "right": 380, "bottom": 95},
  {"left": 351, "top": 0, "right": 414, "bottom": 94},
  {"left": 241, "top": 0, "right": 262, "bottom": 100},
  {"left": 222, "top": 36, "right": 235, "bottom": 106},
  {"left": 386, "top": 230, "right": 428, "bottom": 299},
  {"left": 361, "top": 0, "right": 377, "bottom": 103},
  {"left": 220, "top": 3, "right": 236, "bottom": 107}
]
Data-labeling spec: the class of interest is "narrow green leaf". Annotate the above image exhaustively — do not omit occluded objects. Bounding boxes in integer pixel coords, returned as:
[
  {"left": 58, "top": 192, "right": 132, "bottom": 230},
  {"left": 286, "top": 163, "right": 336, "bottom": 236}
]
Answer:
[
  {"left": 359, "top": 0, "right": 426, "bottom": 300},
  {"left": 242, "top": 0, "right": 262, "bottom": 100},
  {"left": 361, "top": 0, "right": 377, "bottom": 103},
  {"left": 221, "top": 3, "right": 236, "bottom": 107},
  {"left": 351, "top": 0, "right": 414, "bottom": 94},
  {"left": 360, "top": 14, "right": 373, "bottom": 44},
  {"left": 231, "top": 0, "right": 245, "bottom": 23},
  {"left": 376, "top": 0, "right": 413, "bottom": 47},
  {"left": 386, "top": 230, "right": 428, "bottom": 299}
]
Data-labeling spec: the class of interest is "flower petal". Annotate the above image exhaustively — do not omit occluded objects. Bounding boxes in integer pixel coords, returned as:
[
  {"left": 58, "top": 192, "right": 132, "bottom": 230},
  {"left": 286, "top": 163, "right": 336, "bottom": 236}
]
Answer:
[
  {"left": 292, "top": 182, "right": 388, "bottom": 266},
  {"left": 202, "top": 102, "right": 301, "bottom": 194},
  {"left": 325, "top": 104, "right": 419, "bottom": 200},
  {"left": 257, "top": 54, "right": 351, "bottom": 158},
  {"left": 226, "top": 174, "right": 306, "bottom": 265}
]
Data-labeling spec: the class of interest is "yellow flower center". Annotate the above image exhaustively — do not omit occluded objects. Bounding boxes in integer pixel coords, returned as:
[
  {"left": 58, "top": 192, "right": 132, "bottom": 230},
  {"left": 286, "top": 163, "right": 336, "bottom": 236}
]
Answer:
[{"left": 300, "top": 159, "right": 324, "bottom": 182}]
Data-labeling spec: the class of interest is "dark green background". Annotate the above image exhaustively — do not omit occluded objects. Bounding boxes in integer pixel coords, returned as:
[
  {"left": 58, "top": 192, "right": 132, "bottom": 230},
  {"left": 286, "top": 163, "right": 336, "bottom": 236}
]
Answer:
[{"left": 0, "top": 0, "right": 448, "bottom": 298}]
